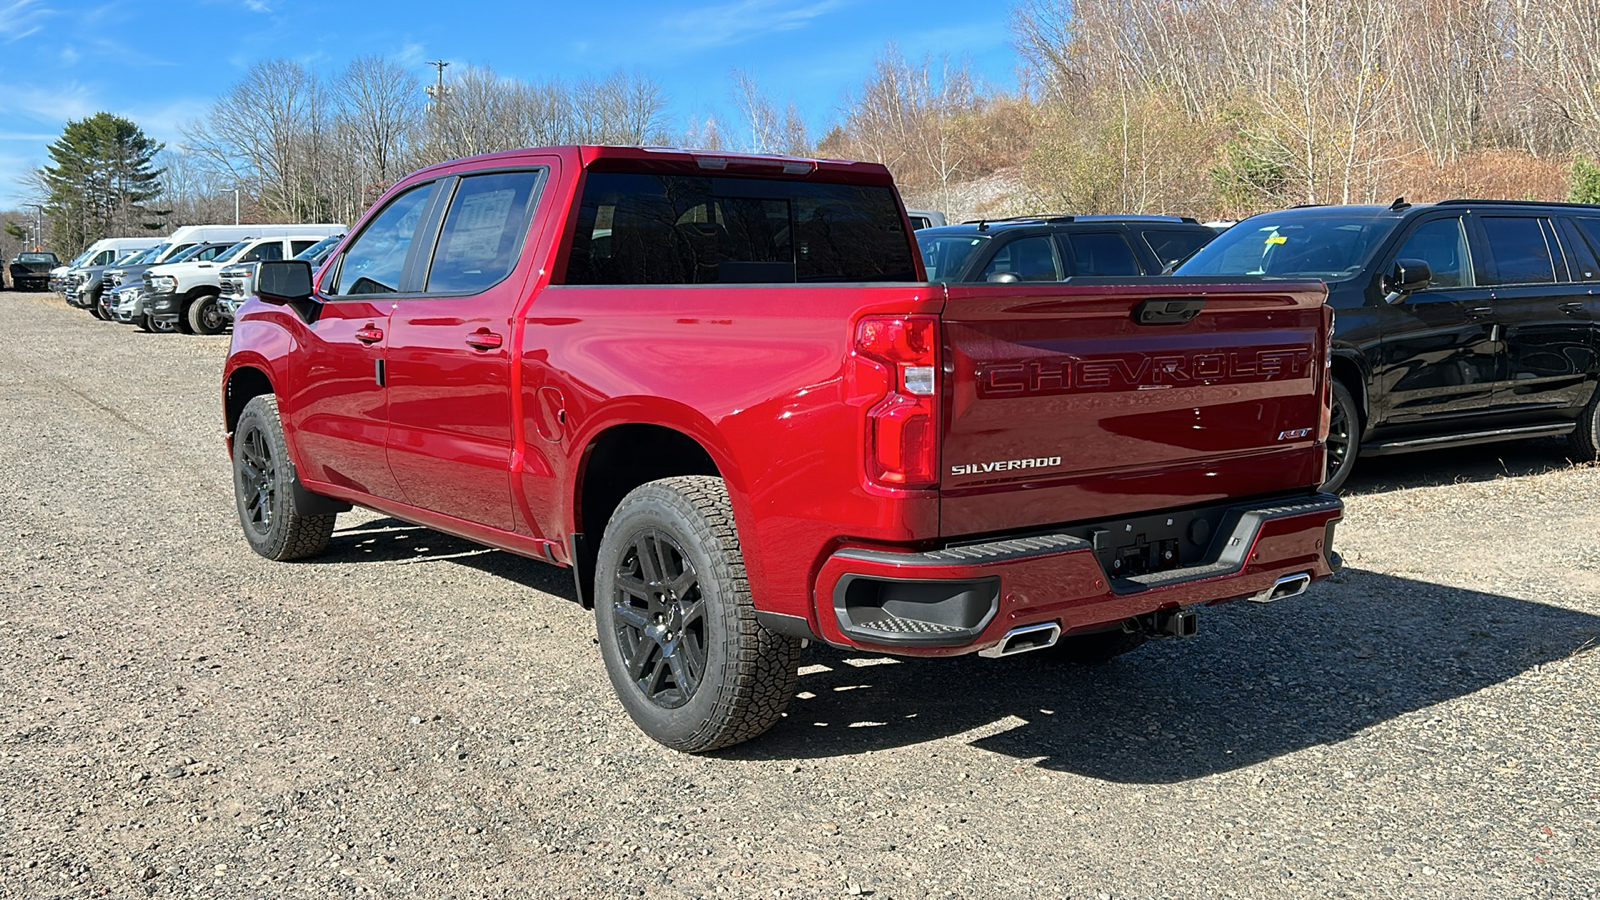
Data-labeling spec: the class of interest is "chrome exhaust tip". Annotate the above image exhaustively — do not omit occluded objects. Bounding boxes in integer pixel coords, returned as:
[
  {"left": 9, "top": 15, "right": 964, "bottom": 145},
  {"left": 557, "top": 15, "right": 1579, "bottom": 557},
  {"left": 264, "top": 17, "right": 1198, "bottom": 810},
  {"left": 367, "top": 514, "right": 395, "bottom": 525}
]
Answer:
[
  {"left": 978, "top": 622, "right": 1061, "bottom": 658},
  {"left": 1249, "top": 572, "right": 1312, "bottom": 603}
]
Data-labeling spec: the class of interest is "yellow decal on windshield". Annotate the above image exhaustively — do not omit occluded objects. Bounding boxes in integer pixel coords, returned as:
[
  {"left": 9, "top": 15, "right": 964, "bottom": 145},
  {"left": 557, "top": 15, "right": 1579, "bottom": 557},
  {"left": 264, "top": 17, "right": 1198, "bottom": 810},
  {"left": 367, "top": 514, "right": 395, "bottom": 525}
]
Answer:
[{"left": 1266, "top": 235, "right": 1287, "bottom": 245}]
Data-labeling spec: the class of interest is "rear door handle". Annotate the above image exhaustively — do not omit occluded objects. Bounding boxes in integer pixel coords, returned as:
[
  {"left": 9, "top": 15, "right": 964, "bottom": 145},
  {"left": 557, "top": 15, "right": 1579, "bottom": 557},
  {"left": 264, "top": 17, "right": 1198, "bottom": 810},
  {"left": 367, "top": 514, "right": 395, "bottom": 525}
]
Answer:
[
  {"left": 1466, "top": 306, "right": 1493, "bottom": 319},
  {"left": 355, "top": 326, "right": 384, "bottom": 344},
  {"left": 1559, "top": 301, "right": 1585, "bottom": 314},
  {"left": 465, "top": 330, "right": 504, "bottom": 350}
]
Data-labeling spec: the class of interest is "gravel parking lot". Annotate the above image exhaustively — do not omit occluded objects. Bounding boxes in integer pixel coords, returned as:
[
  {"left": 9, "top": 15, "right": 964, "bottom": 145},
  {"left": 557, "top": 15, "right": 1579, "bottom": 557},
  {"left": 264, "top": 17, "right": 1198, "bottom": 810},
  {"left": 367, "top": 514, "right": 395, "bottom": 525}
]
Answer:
[{"left": 1, "top": 290, "right": 1596, "bottom": 899}]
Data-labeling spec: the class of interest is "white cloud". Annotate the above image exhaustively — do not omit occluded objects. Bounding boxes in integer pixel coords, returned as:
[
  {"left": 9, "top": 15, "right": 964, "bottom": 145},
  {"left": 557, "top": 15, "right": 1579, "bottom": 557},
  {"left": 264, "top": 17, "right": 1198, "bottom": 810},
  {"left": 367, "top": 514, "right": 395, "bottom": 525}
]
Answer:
[
  {"left": 0, "top": 0, "right": 55, "bottom": 43},
  {"left": 658, "top": 0, "right": 846, "bottom": 51}
]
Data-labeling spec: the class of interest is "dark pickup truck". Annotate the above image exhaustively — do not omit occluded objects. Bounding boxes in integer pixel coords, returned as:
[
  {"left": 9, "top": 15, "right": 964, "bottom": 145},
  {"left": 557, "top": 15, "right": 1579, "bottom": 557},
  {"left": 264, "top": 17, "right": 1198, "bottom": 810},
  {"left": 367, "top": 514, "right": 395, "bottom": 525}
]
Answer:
[
  {"left": 223, "top": 146, "right": 1342, "bottom": 751},
  {"left": 9, "top": 251, "right": 58, "bottom": 291}
]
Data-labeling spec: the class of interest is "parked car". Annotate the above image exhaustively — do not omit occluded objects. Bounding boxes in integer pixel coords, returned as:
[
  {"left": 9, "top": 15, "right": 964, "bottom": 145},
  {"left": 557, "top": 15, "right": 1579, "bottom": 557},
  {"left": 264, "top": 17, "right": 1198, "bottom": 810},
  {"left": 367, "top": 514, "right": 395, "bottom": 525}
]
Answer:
[
  {"left": 915, "top": 214, "right": 1219, "bottom": 282},
  {"left": 1175, "top": 198, "right": 1600, "bottom": 490},
  {"left": 109, "top": 241, "right": 236, "bottom": 331},
  {"left": 218, "top": 233, "right": 344, "bottom": 320},
  {"left": 906, "top": 208, "right": 947, "bottom": 229},
  {"left": 9, "top": 251, "right": 59, "bottom": 291},
  {"left": 145, "top": 229, "right": 343, "bottom": 334},
  {"left": 67, "top": 247, "right": 160, "bottom": 316},
  {"left": 224, "top": 145, "right": 1341, "bottom": 752},
  {"left": 54, "top": 237, "right": 160, "bottom": 295}
]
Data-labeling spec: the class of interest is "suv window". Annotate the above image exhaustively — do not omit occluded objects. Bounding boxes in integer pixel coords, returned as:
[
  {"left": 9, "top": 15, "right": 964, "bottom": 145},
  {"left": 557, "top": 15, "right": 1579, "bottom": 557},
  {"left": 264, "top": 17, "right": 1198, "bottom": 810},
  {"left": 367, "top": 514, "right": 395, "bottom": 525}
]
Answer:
[
  {"left": 1065, "top": 232, "right": 1142, "bottom": 276},
  {"left": 563, "top": 172, "right": 917, "bottom": 285},
  {"left": 1566, "top": 218, "right": 1600, "bottom": 281},
  {"left": 1393, "top": 217, "right": 1471, "bottom": 289},
  {"left": 241, "top": 242, "right": 284, "bottom": 263},
  {"left": 982, "top": 235, "right": 1061, "bottom": 281},
  {"left": 426, "top": 170, "right": 542, "bottom": 294},
  {"left": 330, "top": 183, "right": 435, "bottom": 295},
  {"left": 1480, "top": 216, "right": 1557, "bottom": 285},
  {"left": 1142, "top": 229, "right": 1212, "bottom": 269}
]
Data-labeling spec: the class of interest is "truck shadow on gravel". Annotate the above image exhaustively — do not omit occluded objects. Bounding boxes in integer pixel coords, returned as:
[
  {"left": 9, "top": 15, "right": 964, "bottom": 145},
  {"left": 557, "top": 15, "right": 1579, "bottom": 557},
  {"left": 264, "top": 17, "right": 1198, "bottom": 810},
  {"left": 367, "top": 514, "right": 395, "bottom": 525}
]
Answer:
[
  {"left": 733, "top": 568, "right": 1600, "bottom": 782},
  {"left": 1343, "top": 437, "right": 1589, "bottom": 496},
  {"left": 314, "top": 517, "right": 579, "bottom": 599}
]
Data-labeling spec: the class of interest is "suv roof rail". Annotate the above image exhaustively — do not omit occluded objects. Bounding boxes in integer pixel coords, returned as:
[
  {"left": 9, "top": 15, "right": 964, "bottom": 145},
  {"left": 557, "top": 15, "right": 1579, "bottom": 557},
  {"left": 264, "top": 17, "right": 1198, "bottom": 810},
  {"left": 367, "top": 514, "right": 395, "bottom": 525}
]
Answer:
[
  {"left": 1436, "top": 198, "right": 1600, "bottom": 210},
  {"left": 959, "top": 213, "right": 1201, "bottom": 228}
]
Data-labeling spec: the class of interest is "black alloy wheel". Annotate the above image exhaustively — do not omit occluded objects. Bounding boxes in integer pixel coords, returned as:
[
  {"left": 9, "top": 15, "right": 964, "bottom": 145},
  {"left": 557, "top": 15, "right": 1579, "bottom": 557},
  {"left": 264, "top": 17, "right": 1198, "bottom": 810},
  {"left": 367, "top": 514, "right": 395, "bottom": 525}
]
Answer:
[
  {"left": 593, "top": 476, "right": 801, "bottom": 752},
  {"left": 608, "top": 528, "right": 708, "bottom": 709},
  {"left": 231, "top": 395, "right": 337, "bottom": 561},
  {"left": 1321, "top": 381, "right": 1359, "bottom": 493}
]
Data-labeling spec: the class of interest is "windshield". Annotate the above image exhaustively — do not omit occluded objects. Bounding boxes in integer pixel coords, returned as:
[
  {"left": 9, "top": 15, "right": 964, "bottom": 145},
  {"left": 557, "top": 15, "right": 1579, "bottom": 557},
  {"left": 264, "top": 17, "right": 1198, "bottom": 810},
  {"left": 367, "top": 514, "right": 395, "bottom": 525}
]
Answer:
[
  {"left": 213, "top": 240, "right": 252, "bottom": 263},
  {"left": 18, "top": 252, "right": 54, "bottom": 263},
  {"left": 69, "top": 249, "right": 95, "bottom": 266},
  {"left": 294, "top": 234, "right": 342, "bottom": 262},
  {"left": 1176, "top": 209, "right": 1397, "bottom": 280},
  {"left": 111, "top": 250, "right": 147, "bottom": 266},
  {"left": 916, "top": 233, "right": 990, "bottom": 281},
  {"left": 141, "top": 243, "right": 172, "bottom": 263},
  {"left": 169, "top": 243, "right": 213, "bottom": 263}
]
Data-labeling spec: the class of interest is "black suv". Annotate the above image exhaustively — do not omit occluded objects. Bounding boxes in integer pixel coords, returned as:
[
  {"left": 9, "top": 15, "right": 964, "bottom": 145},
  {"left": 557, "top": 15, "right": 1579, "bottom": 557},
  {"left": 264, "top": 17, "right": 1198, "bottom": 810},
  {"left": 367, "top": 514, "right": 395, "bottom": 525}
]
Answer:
[
  {"left": 916, "top": 215, "right": 1219, "bottom": 283},
  {"left": 1177, "top": 199, "right": 1600, "bottom": 490}
]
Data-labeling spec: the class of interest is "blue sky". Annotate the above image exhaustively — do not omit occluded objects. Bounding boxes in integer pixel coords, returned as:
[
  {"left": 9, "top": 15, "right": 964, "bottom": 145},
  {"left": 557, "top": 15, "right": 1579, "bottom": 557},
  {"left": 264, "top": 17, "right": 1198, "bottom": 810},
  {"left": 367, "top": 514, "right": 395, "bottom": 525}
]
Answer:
[{"left": 0, "top": 0, "right": 1022, "bottom": 209}]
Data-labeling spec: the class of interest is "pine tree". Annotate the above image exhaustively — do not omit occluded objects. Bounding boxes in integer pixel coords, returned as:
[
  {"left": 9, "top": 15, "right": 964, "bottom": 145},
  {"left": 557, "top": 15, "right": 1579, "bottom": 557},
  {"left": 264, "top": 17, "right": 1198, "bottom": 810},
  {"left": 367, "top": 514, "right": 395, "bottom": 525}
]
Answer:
[{"left": 39, "top": 113, "right": 167, "bottom": 255}]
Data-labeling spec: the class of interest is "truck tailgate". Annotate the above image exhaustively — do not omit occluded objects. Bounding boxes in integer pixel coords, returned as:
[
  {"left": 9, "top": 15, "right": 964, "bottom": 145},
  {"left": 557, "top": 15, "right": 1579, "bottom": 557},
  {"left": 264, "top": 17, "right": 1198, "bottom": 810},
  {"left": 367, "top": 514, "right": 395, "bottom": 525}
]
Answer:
[{"left": 939, "top": 280, "right": 1330, "bottom": 537}]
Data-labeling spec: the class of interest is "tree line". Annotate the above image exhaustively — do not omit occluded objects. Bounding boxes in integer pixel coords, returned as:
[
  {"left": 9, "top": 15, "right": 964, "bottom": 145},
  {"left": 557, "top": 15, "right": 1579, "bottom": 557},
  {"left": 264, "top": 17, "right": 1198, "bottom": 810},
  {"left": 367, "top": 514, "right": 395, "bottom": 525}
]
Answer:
[{"left": 20, "top": 0, "right": 1600, "bottom": 256}]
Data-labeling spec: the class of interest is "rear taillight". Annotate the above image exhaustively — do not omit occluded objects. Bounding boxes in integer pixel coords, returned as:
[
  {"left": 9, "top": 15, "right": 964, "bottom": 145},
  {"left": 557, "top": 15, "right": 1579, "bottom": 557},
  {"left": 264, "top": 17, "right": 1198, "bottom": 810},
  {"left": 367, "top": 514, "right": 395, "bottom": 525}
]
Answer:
[
  {"left": 1318, "top": 308, "right": 1334, "bottom": 442},
  {"left": 854, "top": 315, "right": 939, "bottom": 489}
]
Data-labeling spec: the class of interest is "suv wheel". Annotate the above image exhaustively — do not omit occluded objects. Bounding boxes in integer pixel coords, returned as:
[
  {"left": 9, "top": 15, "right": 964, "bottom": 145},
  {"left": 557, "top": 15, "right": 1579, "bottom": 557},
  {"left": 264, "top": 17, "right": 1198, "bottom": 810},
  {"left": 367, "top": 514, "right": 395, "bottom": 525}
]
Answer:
[
  {"left": 1321, "top": 381, "right": 1359, "bottom": 493},
  {"left": 1570, "top": 388, "right": 1600, "bottom": 462},
  {"left": 232, "top": 395, "right": 337, "bottom": 561},
  {"left": 593, "top": 476, "right": 801, "bottom": 752},
  {"left": 189, "top": 293, "right": 227, "bottom": 335}
]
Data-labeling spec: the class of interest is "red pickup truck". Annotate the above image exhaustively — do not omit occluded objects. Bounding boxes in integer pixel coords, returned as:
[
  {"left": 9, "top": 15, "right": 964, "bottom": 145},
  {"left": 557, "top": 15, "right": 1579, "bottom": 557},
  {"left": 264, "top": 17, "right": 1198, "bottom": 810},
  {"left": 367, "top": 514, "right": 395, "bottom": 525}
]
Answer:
[{"left": 224, "top": 146, "right": 1342, "bottom": 752}]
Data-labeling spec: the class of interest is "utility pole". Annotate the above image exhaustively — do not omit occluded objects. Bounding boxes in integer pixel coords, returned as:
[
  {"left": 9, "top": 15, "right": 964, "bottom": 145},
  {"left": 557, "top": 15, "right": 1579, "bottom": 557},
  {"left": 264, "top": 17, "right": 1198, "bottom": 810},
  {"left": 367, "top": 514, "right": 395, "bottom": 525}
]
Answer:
[
  {"left": 25, "top": 203, "right": 44, "bottom": 250},
  {"left": 232, "top": 188, "right": 240, "bottom": 226},
  {"left": 425, "top": 60, "right": 450, "bottom": 102},
  {"left": 425, "top": 60, "right": 451, "bottom": 161}
]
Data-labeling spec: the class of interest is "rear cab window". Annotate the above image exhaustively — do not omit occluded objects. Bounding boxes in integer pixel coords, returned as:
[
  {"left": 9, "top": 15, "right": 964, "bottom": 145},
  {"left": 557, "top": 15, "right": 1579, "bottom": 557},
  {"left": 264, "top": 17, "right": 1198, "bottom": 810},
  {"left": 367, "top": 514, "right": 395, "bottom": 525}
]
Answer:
[{"left": 561, "top": 172, "right": 917, "bottom": 284}]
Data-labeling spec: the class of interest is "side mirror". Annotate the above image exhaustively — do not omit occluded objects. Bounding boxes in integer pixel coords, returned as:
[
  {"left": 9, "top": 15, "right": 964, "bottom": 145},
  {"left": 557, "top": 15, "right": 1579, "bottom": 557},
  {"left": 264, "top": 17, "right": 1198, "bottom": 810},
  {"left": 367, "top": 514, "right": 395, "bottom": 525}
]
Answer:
[
  {"left": 1384, "top": 258, "right": 1432, "bottom": 305},
  {"left": 986, "top": 271, "right": 1020, "bottom": 284},
  {"left": 257, "top": 260, "right": 314, "bottom": 306}
]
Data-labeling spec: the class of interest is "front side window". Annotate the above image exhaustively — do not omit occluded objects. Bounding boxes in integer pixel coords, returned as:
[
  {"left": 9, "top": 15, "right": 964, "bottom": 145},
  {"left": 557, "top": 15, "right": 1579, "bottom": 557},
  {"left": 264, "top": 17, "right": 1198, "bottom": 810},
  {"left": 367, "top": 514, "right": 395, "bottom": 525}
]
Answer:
[
  {"left": 563, "top": 172, "right": 916, "bottom": 285},
  {"left": 1393, "top": 217, "right": 1471, "bottom": 289},
  {"left": 1065, "top": 232, "right": 1142, "bottom": 276},
  {"left": 330, "top": 183, "right": 435, "bottom": 295},
  {"left": 241, "top": 242, "right": 284, "bottom": 263},
  {"left": 1143, "top": 229, "right": 1214, "bottom": 269},
  {"left": 1177, "top": 210, "right": 1392, "bottom": 280},
  {"left": 982, "top": 235, "right": 1062, "bottom": 281},
  {"left": 1480, "top": 216, "right": 1556, "bottom": 285},
  {"left": 426, "top": 171, "right": 542, "bottom": 294}
]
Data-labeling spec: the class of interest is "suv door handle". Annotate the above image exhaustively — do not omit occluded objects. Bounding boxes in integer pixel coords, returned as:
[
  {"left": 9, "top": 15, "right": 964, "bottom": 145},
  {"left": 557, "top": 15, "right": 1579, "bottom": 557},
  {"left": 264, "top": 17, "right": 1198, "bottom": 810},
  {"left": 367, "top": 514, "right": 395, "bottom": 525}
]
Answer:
[
  {"left": 1559, "top": 301, "right": 1585, "bottom": 314},
  {"left": 1466, "top": 306, "right": 1493, "bottom": 318},
  {"left": 354, "top": 326, "right": 384, "bottom": 344},
  {"left": 465, "top": 330, "right": 503, "bottom": 350}
]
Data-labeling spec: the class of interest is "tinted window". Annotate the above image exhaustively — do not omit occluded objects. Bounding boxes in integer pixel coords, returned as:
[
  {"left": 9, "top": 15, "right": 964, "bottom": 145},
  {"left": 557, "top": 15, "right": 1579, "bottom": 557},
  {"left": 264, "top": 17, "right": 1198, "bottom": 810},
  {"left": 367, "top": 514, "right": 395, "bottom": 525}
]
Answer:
[
  {"left": 1567, "top": 218, "right": 1600, "bottom": 281},
  {"left": 1393, "top": 217, "right": 1471, "bottom": 289},
  {"left": 563, "top": 172, "right": 916, "bottom": 285},
  {"left": 1481, "top": 216, "right": 1556, "bottom": 285},
  {"left": 982, "top": 236, "right": 1062, "bottom": 281},
  {"left": 291, "top": 240, "right": 319, "bottom": 256},
  {"left": 241, "top": 242, "right": 283, "bottom": 263},
  {"left": 426, "top": 171, "right": 542, "bottom": 293},
  {"left": 331, "top": 183, "right": 434, "bottom": 295},
  {"left": 917, "top": 233, "right": 988, "bottom": 281},
  {"left": 1142, "top": 229, "right": 1214, "bottom": 269},
  {"left": 1066, "top": 232, "right": 1142, "bottom": 276}
]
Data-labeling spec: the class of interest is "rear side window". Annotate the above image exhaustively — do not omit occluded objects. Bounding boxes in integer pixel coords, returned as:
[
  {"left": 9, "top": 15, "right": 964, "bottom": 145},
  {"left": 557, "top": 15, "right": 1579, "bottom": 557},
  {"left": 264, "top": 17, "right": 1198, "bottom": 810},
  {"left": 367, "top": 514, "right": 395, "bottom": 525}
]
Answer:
[
  {"left": 562, "top": 172, "right": 917, "bottom": 285},
  {"left": 1566, "top": 218, "right": 1600, "bottom": 281},
  {"left": 1480, "top": 216, "right": 1557, "bottom": 285},
  {"left": 1142, "top": 229, "right": 1213, "bottom": 269},
  {"left": 1065, "top": 232, "right": 1143, "bottom": 276},
  {"left": 330, "top": 182, "right": 435, "bottom": 295},
  {"left": 291, "top": 240, "right": 319, "bottom": 256},
  {"left": 982, "top": 235, "right": 1062, "bottom": 281},
  {"left": 426, "top": 170, "right": 543, "bottom": 294}
]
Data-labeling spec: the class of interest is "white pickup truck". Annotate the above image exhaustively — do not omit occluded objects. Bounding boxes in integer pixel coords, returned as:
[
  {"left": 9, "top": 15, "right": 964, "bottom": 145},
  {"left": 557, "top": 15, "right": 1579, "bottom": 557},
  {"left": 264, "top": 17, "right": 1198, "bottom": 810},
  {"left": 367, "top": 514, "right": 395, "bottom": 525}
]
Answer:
[{"left": 144, "top": 228, "right": 341, "bottom": 334}]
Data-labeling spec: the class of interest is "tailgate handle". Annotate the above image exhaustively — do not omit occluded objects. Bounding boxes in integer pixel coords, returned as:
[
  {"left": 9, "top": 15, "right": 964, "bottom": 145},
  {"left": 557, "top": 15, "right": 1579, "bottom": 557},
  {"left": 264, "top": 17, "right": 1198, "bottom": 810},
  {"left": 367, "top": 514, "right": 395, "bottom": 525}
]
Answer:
[{"left": 1134, "top": 297, "right": 1205, "bottom": 326}]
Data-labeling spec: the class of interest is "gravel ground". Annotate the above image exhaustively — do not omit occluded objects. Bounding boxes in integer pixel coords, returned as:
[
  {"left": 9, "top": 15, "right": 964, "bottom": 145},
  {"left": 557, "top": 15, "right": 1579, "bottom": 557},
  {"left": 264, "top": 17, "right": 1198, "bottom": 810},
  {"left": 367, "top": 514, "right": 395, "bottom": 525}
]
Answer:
[{"left": 0, "top": 289, "right": 1596, "bottom": 899}]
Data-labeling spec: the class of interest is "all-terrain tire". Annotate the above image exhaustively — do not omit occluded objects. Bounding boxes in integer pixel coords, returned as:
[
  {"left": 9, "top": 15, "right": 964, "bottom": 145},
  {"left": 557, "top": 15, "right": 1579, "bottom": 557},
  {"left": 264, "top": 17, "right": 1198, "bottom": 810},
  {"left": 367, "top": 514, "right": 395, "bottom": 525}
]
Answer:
[
  {"left": 1040, "top": 628, "right": 1149, "bottom": 665},
  {"left": 594, "top": 476, "right": 801, "bottom": 752},
  {"left": 1570, "top": 388, "right": 1600, "bottom": 462},
  {"left": 232, "top": 395, "right": 336, "bottom": 561},
  {"left": 188, "top": 292, "right": 226, "bottom": 335},
  {"left": 1321, "top": 380, "right": 1360, "bottom": 493}
]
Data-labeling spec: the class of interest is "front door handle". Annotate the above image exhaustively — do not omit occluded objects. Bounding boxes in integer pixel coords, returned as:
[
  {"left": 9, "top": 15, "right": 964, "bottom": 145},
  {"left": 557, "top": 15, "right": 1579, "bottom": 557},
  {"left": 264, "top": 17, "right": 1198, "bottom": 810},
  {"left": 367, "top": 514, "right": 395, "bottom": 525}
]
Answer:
[
  {"left": 354, "top": 326, "right": 384, "bottom": 344},
  {"left": 1466, "top": 306, "right": 1493, "bottom": 319},
  {"left": 465, "top": 330, "right": 504, "bottom": 350},
  {"left": 1559, "top": 301, "right": 1585, "bottom": 314}
]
